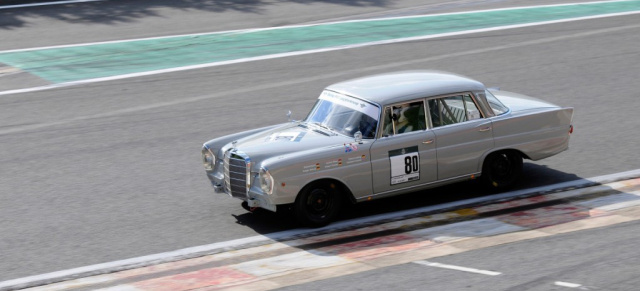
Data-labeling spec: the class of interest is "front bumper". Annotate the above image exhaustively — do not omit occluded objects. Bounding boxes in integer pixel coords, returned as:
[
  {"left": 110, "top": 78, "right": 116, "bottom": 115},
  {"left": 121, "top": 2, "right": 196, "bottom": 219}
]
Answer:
[
  {"left": 207, "top": 172, "right": 277, "bottom": 212},
  {"left": 212, "top": 182, "right": 225, "bottom": 194}
]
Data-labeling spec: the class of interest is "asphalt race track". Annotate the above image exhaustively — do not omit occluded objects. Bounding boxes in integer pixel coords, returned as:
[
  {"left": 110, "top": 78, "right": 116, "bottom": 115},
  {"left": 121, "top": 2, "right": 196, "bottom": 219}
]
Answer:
[{"left": 1, "top": 0, "right": 639, "bottom": 284}]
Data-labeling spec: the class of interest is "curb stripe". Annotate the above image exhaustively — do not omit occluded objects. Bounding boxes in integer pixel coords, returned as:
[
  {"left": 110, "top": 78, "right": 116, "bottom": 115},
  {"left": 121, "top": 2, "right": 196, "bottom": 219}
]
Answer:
[
  {"left": 2, "top": 170, "right": 639, "bottom": 291},
  {"left": 11, "top": 187, "right": 640, "bottom": 290}
]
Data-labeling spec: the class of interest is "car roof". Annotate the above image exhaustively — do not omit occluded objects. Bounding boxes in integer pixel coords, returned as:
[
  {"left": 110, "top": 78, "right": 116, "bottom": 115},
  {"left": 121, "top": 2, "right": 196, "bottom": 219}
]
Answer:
[{"left": 325, "top": 71, "right": 486, "bottom": 106}]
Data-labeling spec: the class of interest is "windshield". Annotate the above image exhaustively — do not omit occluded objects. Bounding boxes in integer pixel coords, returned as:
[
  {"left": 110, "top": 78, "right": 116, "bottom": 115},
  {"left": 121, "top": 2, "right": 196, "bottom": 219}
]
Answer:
[{"left": 305, "top": 91, "right": 380, "bottom": 139}]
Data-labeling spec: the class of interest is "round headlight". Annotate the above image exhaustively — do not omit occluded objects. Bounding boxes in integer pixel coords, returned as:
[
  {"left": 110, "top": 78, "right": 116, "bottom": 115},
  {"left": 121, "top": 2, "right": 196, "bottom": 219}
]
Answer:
[
  {"left": 259, "top": 167, "right": 274, "bottom": 194},
  {"left": 202, "top": 147, "right": 215, "bottom": 171}
]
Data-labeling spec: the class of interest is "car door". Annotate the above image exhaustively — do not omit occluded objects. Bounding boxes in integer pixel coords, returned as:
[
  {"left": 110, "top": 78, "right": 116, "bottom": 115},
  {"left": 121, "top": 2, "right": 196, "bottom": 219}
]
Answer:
[
  {"left": 427, "top": 93, "right": 494, "bottom": 180},
  {"left": 370, "top": 100, "right": 438, "bottom": 195}
]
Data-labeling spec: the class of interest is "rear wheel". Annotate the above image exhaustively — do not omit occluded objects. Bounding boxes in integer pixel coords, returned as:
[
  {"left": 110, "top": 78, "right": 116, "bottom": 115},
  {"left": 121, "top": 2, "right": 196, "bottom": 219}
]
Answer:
[
  {"left": 295, "top": 181, "right": 342, "bottom": 227},
  {"left": 481, "top": 151, "right": 523, "bottom": 191}
]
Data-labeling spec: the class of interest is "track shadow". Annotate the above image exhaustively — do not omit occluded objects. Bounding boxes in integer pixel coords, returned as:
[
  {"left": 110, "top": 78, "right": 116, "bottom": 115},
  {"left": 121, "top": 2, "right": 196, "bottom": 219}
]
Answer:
[
  {"left": 231, "top": 162, "right": 582, "bottom": 234},
  {"left": 1, "top": 0, "right": 390, "bottom": 29}
]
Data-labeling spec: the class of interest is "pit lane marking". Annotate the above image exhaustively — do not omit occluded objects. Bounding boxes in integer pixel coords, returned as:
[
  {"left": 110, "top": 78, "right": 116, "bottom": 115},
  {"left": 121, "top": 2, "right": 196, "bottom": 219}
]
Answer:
[
  {"left": 0, "top": 0, "right": 635, "bottom": 53},
  {"left": 413, "top": 260, "right": 501, "bottom": 276},
  {"left": 1, "top": 0, "right": 639, "bottom": 95},
  {"left": 1, "top": 24, "right": 639, "bottom": 137}
]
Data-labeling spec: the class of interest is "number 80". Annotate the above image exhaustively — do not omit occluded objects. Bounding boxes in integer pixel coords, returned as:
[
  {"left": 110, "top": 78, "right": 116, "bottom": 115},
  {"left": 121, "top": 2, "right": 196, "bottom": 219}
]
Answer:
[{"left": 404, "top": 155, "right": 419, "bottom": 174}]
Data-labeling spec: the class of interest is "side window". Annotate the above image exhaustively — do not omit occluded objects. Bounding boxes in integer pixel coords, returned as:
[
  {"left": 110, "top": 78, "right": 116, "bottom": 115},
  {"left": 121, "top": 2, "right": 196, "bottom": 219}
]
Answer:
[
  {"left": 429, "top": 94, "right": 483, "bottom": 128},
  {"left": 382, "top": 101, "right": 426, "bottom": 136},
  {"left": 484, "top": 89, "right": 508, "bottom": 115},
  {"left": 463, "top": 95, "right": 482, "bottom": 121}
]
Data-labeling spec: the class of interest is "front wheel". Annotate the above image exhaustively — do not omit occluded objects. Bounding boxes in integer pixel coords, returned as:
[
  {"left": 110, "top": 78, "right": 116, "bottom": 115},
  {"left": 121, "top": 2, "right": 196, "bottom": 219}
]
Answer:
[
  {"left": 481, "top": 151, "right": 523, "bottom": 191},
  {"left": 295, "top": 182, "right": 342, "bottom": 227}
]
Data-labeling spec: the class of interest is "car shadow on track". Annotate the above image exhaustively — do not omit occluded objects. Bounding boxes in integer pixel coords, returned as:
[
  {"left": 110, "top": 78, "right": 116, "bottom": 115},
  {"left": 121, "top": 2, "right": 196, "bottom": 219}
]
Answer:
[{"left": 231, "top": 162, "right": 582, "bottom": 234}]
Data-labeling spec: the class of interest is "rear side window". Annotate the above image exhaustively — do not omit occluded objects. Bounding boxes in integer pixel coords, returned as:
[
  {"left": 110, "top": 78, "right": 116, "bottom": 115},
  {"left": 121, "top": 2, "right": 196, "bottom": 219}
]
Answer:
[
  {"left": 428, "top": 94, "right": 482, "bottom": 128},
  {"left": 485, "top": 90, "right": 509, "bottom": 115}
]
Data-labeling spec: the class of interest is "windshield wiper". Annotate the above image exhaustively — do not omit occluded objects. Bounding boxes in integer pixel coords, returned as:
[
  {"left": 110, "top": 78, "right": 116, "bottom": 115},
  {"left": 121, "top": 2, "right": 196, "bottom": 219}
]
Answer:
[
  {"left": 313, "top": 122, "right": 332, "bottom": 131},
  {"left": 310, "top": 122, "right": 336, "bottom": 135}
]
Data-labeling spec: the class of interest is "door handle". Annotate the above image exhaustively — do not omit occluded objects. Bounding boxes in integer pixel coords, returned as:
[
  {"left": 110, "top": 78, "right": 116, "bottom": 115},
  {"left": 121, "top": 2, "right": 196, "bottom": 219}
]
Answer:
[
  {"left": 478, "top": 127, "right": 492, "bottom": 132},
  {"left": 422, "top": 139, "right": 434, "bottom": 144}
]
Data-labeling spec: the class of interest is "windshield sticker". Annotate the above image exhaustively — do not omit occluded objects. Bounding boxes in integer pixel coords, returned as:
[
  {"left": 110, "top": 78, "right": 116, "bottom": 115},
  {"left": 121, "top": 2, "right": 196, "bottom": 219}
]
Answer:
[
  {"left": 268, "top": 131, "right": 306, "bottom": 142},
  {"left": 389, "top": 146, "right": 420, "bottom": 185},
  {"left": 344, "top": 143, "right": 359, "bottom": 153},
  {"left": 319, "top": 91, "right": 380, "bottom": 120}
]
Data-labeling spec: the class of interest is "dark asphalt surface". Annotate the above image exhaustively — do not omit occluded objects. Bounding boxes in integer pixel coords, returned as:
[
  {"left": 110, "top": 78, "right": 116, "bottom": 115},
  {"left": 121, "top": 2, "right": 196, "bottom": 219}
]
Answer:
[
  {"left": 279, "top": 220, "right": 640, "bottom": 291},
  {"left": 1, "top": 0, "right": 639, "bottom": 282}
]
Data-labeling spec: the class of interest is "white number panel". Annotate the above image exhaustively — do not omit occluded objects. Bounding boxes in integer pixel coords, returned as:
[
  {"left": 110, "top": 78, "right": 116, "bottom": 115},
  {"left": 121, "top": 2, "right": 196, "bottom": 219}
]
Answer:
[{"left": 389, "top": 146, "right": 420, "bottom": 185}]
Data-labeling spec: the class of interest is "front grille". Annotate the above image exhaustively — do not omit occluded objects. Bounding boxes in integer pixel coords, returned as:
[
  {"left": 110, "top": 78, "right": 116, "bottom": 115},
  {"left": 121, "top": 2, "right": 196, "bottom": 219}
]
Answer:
[{"left": 223, "top": 150, "right": 249, "bottom": 199}]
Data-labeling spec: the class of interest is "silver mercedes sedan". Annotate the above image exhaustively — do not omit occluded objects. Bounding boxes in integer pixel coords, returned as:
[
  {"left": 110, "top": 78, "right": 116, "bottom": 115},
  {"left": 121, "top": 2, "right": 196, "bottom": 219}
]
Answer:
[{"left": 202, "top": 71, "right": 574, "bottom": 226}]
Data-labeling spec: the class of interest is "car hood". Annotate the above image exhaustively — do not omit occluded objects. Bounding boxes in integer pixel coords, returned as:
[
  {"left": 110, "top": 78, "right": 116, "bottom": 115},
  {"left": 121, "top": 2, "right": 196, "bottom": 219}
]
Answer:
[
  {"left": 231, "top": 122, "right": 355, "bottom": 165},
  {"left": 492, "top": 90, "right": 559, "bottom": 112}
]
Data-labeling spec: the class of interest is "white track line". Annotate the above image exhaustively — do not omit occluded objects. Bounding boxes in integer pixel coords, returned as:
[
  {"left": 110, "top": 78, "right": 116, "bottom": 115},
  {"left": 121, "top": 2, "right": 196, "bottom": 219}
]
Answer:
[
  {"left": 555, "top": 281, "right": 583, "bottom": 288},
  {"left": 0, "top": 0, "right": 103, "bottom": 10},
  {"left": 413, "top": 261, "right": 502, "bottom": 276}
]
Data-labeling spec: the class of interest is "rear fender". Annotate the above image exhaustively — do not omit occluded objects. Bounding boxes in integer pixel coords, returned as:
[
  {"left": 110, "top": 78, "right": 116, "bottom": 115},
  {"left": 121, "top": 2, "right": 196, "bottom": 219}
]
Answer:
[{"left": 490, "top": 107, "right": 573, "bottom": 161}]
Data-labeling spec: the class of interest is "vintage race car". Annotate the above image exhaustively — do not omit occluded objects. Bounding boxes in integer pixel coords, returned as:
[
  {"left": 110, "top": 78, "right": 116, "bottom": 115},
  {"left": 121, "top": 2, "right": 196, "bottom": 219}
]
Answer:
[{"left": 202, "top": 71, "right": 573, "bottom": 226}]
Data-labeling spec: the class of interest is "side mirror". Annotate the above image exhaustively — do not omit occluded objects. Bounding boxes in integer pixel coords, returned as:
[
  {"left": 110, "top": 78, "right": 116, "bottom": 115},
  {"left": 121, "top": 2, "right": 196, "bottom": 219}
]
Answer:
[{"left": 354, "top": 131, "right": 363, "bottom": 143}]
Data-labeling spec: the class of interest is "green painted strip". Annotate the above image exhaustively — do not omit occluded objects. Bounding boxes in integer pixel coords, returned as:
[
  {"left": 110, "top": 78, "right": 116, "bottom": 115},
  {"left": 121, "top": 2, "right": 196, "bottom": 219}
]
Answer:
[{"left": 1, "top": 0, "right": 639, "bottom": 84}]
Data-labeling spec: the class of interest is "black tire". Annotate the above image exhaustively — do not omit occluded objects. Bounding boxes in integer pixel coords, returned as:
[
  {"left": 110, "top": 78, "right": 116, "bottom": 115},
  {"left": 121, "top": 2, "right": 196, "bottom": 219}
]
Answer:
[
  {"left": 295, "top": 181, "right": 343, "bottom": 227},
  {"left": 481, "top": 151, "right": 523, "bottom": 191},
  {"left": 241, "top": 201, "right": 251, "bottom": 211}
]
